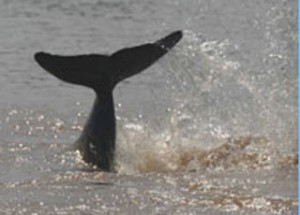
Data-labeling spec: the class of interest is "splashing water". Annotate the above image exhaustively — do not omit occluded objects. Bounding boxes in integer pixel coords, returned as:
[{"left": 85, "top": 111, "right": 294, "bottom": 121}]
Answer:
[{"left": 114, "top": 30, "right": 297, "bottom": 174}]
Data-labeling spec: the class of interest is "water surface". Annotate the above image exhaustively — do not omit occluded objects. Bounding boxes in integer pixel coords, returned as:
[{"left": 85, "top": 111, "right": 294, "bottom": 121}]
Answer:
[{"left": 0, "top": 0, "right": 297, "bottom": 214}]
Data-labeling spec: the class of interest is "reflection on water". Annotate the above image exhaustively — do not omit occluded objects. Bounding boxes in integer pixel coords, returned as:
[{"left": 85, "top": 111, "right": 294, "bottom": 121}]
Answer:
[{"left": 0, "top": 0, "right": 297, "bottom": 214}]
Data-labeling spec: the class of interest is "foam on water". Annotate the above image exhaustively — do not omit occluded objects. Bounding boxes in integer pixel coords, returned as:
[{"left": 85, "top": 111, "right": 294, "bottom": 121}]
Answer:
[
  {"left": 112, "top": 30, "right": 297, "bottom": 174},
  {"left": 0, "top": 0, "right": 297, "bottom": 214},
  {"left": 0, "top": 30, "right": 296, "bottom": 176}
]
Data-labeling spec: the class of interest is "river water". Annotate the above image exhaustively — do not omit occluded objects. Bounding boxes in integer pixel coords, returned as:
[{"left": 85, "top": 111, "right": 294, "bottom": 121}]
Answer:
[{"left": 0, "top": 0, "right": 297, "bottom": 214}]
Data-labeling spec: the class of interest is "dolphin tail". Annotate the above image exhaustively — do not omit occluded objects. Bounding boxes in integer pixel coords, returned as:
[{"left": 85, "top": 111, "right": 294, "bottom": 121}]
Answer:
[
  {"left": 34, "top": 31, "right": 183, "bottom": 171},
  {"left": 110, "top": 30, "right": 183, "bottom": 84},
  {"left": 34, "top": 30, "right": 182, "bottom": 92}
]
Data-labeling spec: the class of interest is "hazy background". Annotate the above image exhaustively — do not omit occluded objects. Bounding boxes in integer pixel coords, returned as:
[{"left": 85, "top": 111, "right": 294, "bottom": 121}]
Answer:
[{"left": 0, "top": 0, "right": 297, "bottom": 214}]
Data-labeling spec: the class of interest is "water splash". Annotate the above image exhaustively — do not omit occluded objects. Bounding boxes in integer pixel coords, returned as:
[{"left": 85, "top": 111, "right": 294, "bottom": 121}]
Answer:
[{"left": 114, "top": 30, "right": 297, "bottom": 173}]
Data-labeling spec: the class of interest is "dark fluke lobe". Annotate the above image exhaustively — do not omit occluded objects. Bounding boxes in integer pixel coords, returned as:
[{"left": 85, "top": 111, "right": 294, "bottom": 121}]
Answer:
[{"left": 34, "top": 31, "right": 183, "bottom": 171}]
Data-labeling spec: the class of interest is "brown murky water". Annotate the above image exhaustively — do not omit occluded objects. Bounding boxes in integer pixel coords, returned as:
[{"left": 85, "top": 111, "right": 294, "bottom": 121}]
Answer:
[{"left": 0, "top": 0, "right": 297, "bottom": 214}]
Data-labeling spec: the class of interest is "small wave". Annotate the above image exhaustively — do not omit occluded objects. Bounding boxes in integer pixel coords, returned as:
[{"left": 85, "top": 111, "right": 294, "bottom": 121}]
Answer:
[{"left": 116, "top": 135, "right": 296, "bottom": 173}]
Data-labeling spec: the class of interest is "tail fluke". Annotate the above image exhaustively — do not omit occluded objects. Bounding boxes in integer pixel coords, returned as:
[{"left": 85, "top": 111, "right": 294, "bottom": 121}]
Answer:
[
  {"left": 34, "top": 31, "right": 183, "bottom": 171},
  {"left": 154, "top": 30, "right": 183, "bottom": 50},
  {"left": 34, "top": 53, "right": 110, "bottom": 90},
  {"left": 34, "top": 31, "right": 183, "bottom": 91},
  {"left": 110, "top": 30, "right": 182, "bottom": 84}
]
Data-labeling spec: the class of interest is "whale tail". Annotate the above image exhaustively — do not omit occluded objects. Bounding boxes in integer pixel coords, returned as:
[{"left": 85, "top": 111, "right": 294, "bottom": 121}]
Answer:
[
  {"left": 34, "top": 31, "right": 182, "bottom": 92},
  {"left": 34, "top": 31, "right": 183, "bottom": 171}
]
